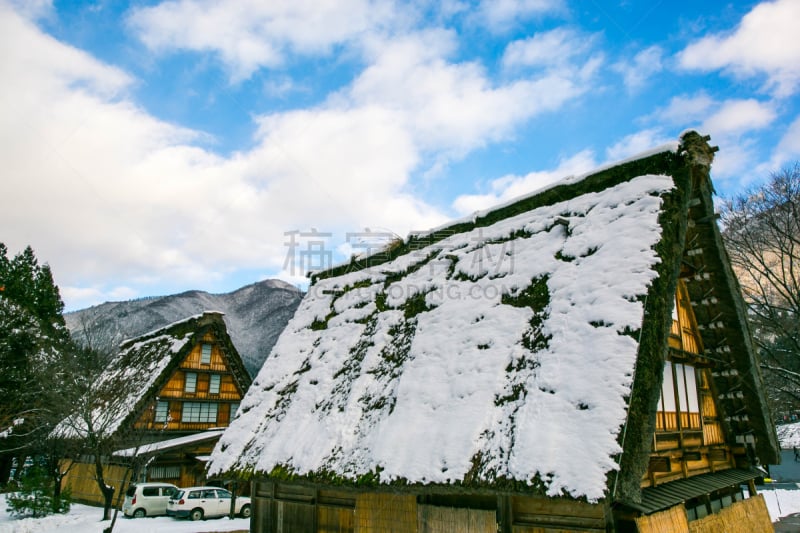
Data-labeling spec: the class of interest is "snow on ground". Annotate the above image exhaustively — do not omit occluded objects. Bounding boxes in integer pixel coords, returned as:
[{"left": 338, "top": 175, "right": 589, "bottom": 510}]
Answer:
[
  {"left": 777, "top": 422, "right": 800, "bottom": 449},
  {"left": 0, "top": 497, "right": 248, "bottom": 533},
  {"left": 760, "top": 486, "right": 800, "bottom": 522}
]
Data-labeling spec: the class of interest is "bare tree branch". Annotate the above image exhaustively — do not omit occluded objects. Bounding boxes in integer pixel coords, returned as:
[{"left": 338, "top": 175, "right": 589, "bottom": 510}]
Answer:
[{"left": 721, "top": 163, "right": 800, "bottom": 419}]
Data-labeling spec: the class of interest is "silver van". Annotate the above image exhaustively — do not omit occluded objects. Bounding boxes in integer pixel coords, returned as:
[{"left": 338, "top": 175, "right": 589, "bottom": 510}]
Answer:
[{"left": 122, "top": 482, "right": 179, "bottom": 518}]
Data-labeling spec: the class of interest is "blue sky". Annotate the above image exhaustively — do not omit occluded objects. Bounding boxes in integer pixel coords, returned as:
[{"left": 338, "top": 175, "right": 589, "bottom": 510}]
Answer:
[{"left": 2, "top": 0, "right": 799, "bottom": 311}]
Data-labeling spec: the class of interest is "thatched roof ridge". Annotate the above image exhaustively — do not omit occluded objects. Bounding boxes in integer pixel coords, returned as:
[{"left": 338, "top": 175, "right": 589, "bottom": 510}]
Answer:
[{"left": 312, "top": 145, "right": 682, "bottom": 284}]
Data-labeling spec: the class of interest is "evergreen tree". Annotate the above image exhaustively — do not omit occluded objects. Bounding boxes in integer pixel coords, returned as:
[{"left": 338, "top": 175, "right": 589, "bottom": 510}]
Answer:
[
  {"left": 0, "top": 243, "right": 70, "bottom": 487},
  {"left": 0, "top": 245, "right": 66, "bottom": 333},
  {"left": 6, "top": 463, "right": 71, "bottom": 517},
  {"left": 34, "top": 264, "right": 65, "bottom": 328}
]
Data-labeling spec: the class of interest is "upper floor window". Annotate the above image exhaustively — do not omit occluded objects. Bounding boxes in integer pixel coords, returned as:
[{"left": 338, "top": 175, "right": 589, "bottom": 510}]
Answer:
[
  {"left": 200, "top": 343, "right": 212, "bottom": 364},
  {"left": 657, "top": 361, "right": 701, "bottom": 431},
  {"left": 209, "top": 374, "right": 221, "bottom": 395},
  {"left": 154, "top": 400, "right": 169, "bottom": 423},
  {"left": 182, "top": 402, "right": 218, "bottom": 423},
  {"left": 670, "top": 280, "right": 703, "bottom": 354},
  {"left": 185, "top": 372, "right": 197, "bottom": 393}
]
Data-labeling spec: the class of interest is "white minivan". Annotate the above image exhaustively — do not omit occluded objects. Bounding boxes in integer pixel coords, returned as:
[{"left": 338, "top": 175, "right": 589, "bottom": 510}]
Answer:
[
  {"left": 166, "top": 486, "right": 251, "bottom": 520},
  {"left": 122, "top": 482, "right": 179, "bottom": 518}
]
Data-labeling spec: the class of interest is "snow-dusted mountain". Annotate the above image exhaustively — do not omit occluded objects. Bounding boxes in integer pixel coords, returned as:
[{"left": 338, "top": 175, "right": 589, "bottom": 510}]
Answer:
[{"left": 64, "top": 279, "right": 303, "bottom": 376}]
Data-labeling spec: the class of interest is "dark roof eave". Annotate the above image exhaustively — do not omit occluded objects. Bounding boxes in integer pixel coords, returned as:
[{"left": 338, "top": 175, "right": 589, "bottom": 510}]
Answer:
[{"left": 622, "top": 468, "right": 762, "bottom": 515}]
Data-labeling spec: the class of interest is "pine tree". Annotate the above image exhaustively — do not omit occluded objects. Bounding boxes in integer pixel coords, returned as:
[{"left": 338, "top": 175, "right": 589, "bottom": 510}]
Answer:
[
  {"left": 0, "top": 243, "right": 70, "bottom": 489},
  {"left": 0, "top": 245, "right": 66, "bottom": 333},
  {"left": 6, "top": 463, "right": 71, "bottom": 517}
]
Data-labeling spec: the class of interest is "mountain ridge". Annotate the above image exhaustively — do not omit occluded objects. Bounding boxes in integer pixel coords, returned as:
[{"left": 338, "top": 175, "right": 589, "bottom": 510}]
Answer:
[{"left": 64, "top": 279, "right": 303, "bottom": 376}]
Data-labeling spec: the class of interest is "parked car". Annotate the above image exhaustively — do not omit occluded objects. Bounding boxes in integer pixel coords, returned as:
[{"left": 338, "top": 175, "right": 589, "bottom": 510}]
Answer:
[
  {"left": 122, "top": 482, "right": 179, "bottom": 518},
  {"left": 166, "top": 486, "right": 251, "bottom": 521}
]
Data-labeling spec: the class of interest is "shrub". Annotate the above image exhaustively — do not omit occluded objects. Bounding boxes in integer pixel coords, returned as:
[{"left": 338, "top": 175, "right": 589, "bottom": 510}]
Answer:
[{"left": 6, "top": 465, "right": 70, "bottom": 518}]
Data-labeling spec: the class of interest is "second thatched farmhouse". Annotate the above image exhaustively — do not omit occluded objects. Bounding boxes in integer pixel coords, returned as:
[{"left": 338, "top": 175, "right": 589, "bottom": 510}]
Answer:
[{"left": 55, "top": 311, "right": 252, "bottom": 506}]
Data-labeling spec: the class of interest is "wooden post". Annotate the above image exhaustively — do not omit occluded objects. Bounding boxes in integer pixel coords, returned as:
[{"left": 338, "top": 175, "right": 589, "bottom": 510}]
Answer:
[
  {"left": 747, "top": 478, "right": 757, "bottom": 497},
  {"left": 496, "top": 495, "right": 511, "bottom": 533}
]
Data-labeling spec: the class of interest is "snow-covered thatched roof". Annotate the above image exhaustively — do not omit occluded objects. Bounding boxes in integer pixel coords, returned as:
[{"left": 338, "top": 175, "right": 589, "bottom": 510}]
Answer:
[
  {"left": 53, "top": 311, "right": 247, "bottom": 442},
  {"left": 207, "top": 132, "right": 778, "bottom": 504}
]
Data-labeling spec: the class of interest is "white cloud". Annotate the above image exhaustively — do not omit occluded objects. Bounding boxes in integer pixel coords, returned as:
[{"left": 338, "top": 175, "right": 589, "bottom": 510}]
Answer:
[
  {"left": 475, "top": 0, "right": 565, "bottom": 33},
  {"left": 61, "top": 285, "right": 139, "bottom": 311},
  {"left": 246, "top": 105, "right": 437, "bottom": 229},
  {"left": 651, "top": 93, "right": 715, "bottom": 126},
  {"left": 700, "top": 99, "right": 776, "bottom": 136},
  {"left": 127, "top": 0, "right": 404, "bottom": 82},
  {"left": 452, "top": 150, "right": 596, "bottom": 215},
  {"left": 613, "top": 45, "right": 663, "bottom": 92},
  {"left": 1, "top": 6, "right": 445, "bottom": 309},
  {"left": 646, "top": 93, "right": 777, "bottom": 180},
  {"left": 765, "top": 114, "right": 800, "bottom": 170},
  {"left": 2, "top": 3, "right": 601, "bottom": 310},
  {"left": 678, "top": 0, "right": 800, "bottom": 97},
  {"left": 710, "top": 140, "right": 757, "bottom": 183},
  {"left": 0, "top": 5, "right": 132, "bottom": 103},
  {"left": 605, "top": 129, "right": 671, "bottom": 162},
  {"left": 777, "top": 115, "right": 800, "bottom": 158},
  {"left": 262, "top": 75, "right": 301, "bottom": 98},
  {"left": 346, "top": 31, "right": 593, "bottom": 156},
  {"left": 650, "top": 94, "right": 775, "bottom": 137},
  {"left": 502, "top": 27, "right": 597, "bottom": 69},
  {"left": 2, "top": 0, "right": 52, "bottom": 20}
]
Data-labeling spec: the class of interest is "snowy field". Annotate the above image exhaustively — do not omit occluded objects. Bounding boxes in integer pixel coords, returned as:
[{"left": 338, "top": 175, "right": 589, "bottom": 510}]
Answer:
[
  {"left": 760, "top": 485, "right": 800, "bottom": 523},
  {"left": 0, "top": 497, "right": 249, "bottom": 533}
]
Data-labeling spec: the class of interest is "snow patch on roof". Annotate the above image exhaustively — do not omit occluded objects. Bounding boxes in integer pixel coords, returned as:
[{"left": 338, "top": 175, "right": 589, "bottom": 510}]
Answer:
[
  {"left": 54, "top": 333, "right": 191, "bottom": 440},
  {"left": 208, "top": 174, "right": 674, "bottom": 501},
  {"left": 114, "top": 429, "right": 226, "bottom": 457},
  {"left": 120, "top": 311, "right": 223, "bottom": 346}
]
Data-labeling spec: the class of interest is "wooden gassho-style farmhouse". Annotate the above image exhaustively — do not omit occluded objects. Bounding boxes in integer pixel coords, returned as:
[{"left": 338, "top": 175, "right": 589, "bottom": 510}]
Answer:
[
  {"left": 207, "top": 132, "right": 779, "bottom": 533},
  {"left": 58, "top": 311, "right": 252, "bottom": 503}
]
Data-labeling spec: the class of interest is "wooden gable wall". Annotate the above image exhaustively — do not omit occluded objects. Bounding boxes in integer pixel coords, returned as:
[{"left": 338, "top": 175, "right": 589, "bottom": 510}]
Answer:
[
  {"left": 644, "top": 280, "right": 739, "bottom": 488},
  {"left": 133, "top": 331, "right": 247, "bottom": 433}
]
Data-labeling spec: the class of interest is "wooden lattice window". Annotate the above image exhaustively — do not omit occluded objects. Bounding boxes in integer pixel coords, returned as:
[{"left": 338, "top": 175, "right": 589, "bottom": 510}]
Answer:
[
  {"left": 657, "top": 362, "right": 701, "bottom": 431},
  {"left": 201, "top": 343, "right": 212, "bottom": 364},
  {"left": 154, "top": 400, "right": 169, "bottom": 423},
  {"left": 182, "top": 401, "right": 218, "bottom": 423},
  {"left": 149, "top": 465, "right": 181, "bottom": 480},
  {"left": 209, "top": 374, "right": 221, "bottom": 395},
  {"left": 185, "top": 372, "right": 197, "bottom": 393}
]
